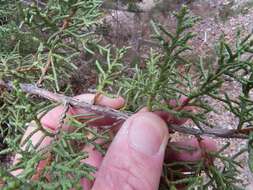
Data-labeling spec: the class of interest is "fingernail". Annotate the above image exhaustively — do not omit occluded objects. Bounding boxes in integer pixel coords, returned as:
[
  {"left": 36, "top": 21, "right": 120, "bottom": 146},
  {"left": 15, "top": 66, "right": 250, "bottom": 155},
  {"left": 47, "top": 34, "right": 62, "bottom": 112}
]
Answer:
[{"left": 128, "top": 113, "right": 168, "bottom": 156}]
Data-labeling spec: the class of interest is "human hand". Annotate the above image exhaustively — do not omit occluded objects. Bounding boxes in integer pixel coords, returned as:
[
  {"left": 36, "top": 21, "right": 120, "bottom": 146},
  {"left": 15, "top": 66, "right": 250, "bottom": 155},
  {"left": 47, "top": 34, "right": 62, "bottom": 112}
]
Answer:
[{"left": 12, "top": 94, "right": 217, "bottom": 190}]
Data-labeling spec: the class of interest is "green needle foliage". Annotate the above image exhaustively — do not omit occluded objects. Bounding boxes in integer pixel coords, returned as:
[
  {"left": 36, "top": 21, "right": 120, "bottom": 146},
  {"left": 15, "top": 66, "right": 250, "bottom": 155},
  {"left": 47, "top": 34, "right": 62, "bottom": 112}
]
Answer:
[{"left": 0, "top": 0, "right": 253, "bottom": 189}]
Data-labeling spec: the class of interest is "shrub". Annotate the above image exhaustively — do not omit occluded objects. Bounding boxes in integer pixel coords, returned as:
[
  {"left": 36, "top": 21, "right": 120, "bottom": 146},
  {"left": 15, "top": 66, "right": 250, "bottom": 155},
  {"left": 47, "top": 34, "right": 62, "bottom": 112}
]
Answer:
[{"left": 0, "top": 1, "right": 253, "bottom": 189}]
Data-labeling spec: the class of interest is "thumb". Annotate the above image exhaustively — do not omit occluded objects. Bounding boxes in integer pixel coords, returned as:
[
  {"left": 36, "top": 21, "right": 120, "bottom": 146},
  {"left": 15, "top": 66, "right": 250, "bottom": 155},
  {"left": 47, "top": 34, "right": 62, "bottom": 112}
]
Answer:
[{"left": 92, "top": 112, "right": 169, "bottom": 190}]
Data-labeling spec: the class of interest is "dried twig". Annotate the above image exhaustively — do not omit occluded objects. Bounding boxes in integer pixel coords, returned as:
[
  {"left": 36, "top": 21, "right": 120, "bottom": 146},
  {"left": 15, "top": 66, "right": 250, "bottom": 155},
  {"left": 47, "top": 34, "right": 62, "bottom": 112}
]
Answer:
[
  {"left": 16, "top": 66, "right": 40, "bottom": 73},
  {"left": 169, "top": 125, "right": 246, "bottom": 139},
  {"left": 37, "top": 51, "right": 52, "bottom": 86},
  {"left": 0, "top": 80, "right": 248, "bottom": 139},
  {"left": 36, "top": 5, "right": 78, "bottom": 86},
  {"left": 61, "top": 7, "right": 77, "bottom": 30}
]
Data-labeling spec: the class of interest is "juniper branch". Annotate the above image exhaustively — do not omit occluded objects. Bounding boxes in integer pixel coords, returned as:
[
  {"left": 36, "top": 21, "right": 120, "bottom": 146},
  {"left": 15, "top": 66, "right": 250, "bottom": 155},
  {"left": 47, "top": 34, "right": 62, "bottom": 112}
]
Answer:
[
  {"left": 0, "top": 80, "right": 130, "bottom": 120},
  {"left": 0, "top": 80, "right": 248, "bottom": 139}
]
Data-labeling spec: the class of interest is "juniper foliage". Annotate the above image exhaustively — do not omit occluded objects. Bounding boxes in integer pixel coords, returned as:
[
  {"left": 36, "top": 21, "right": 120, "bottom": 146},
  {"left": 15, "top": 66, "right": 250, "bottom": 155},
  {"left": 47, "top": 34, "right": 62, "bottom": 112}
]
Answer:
[{"left": 0, "top": 1, "right": 253, "bottom": 190}]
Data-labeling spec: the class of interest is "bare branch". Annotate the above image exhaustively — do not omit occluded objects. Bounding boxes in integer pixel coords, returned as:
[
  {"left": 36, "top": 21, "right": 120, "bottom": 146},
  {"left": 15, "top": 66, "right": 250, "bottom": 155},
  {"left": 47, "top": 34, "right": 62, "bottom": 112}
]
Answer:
[
  {"left": 1, "top": 81, "right": 130, "bottom": 121},
  {"left": 0, "top": 80, "right": 248, "bottom": 139},
  {"left": 170, "top": 125, "right": 247, "bottom": 139}
]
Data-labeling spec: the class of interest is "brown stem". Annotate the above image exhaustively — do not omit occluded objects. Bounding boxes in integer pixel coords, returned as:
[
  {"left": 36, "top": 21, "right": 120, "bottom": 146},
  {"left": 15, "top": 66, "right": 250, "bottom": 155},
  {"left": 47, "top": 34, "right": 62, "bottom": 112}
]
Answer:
[
  {"left": 37, "top": 51, "right": 52, "bottom": 86},
  {"left": 61, "top": 7, "right": 77, "bottom": 30},
  {"left": 36, "top": 6, "right": 78, "bottom": 86},
  {"left": 0, "top": 80, "right": 249, "bottom": 139},
  {"left": 16, "top": 66, "right": 40, "bottom": 73}
]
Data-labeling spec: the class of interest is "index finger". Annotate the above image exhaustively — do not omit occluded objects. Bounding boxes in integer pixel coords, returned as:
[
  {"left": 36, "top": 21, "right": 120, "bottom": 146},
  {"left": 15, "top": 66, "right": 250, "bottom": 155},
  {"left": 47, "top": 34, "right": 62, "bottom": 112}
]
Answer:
[{"left": 40, "top": 94, "right": 125, "bottom": 132}]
